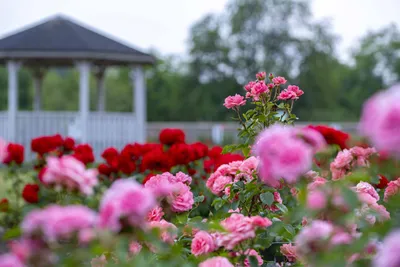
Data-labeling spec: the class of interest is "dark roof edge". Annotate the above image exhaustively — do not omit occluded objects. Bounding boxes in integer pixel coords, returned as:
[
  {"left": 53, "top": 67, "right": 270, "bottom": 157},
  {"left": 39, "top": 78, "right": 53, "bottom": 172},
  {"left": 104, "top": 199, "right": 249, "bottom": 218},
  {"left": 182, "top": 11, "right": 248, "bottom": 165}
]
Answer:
[{"left": 0, "top": 51, "right": 156, "bottom": 65}]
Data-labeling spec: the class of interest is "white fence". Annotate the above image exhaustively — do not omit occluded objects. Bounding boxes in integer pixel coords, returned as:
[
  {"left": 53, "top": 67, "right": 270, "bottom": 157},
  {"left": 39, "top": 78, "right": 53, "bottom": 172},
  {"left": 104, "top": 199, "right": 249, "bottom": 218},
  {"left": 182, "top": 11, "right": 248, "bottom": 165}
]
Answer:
[
  {"left": 0, "top": 111, "right": 137, "bottom": 160},
  {"left": 0, "top": 111, "right": 359, "bottom": 161}
]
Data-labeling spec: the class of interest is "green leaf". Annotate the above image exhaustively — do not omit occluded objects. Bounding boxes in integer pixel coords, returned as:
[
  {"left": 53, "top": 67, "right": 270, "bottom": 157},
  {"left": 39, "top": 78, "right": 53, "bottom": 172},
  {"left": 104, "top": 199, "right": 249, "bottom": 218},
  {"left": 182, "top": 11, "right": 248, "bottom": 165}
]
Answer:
[
  {"left": 194, "top": 195, "right": 205, "bottom": 203},
  {"left": 212, "top": 198, "right": 224, "bottom": 210},
  {"left": 275, "top": 203, "right": 288, "bottom": 213},
  {"left": 342, "top": 187, "right": 359, "bottom": 209},
  {"left": 284, "top": 224, "right": 295, "bottom": 236},
  {"left": 260, "top": 192, "right": 274, "bottom": 206},
  {"left": 3, "top": 227, "right": 21, "bottom": 240},
  {"left": 249, "top": 256, "right": 259, "bottom": 267}
]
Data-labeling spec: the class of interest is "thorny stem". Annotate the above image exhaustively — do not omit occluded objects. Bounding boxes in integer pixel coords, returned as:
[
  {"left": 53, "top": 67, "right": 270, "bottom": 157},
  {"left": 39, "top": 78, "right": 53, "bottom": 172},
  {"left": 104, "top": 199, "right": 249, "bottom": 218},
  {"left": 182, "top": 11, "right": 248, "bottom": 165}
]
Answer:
[{"left": 235, "top": 108, "right": 247, "bottom": 131}]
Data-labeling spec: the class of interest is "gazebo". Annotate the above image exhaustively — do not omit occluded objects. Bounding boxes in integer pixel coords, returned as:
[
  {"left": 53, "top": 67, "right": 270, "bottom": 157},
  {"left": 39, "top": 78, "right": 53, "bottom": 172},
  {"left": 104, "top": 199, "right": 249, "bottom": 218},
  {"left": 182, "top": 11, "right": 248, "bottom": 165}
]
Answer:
[{"left": 0, "top": 15, "right": 154, "bottom": 158}]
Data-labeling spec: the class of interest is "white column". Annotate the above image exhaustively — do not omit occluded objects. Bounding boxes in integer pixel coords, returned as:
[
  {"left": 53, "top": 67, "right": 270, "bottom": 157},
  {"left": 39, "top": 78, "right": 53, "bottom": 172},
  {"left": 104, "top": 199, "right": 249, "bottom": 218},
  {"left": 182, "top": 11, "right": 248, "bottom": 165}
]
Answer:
[
  {"left": 77, "top": 61, "right": 91, "bottom": 143},
  {"left": 7, "top": 61, "right": 21, "bottom": 141},
  {"left": 130, "top": 66, "right": 146, "bottom": 143},
  {"left": 96, "top": 68, "right": 106, "bottom": 112}
]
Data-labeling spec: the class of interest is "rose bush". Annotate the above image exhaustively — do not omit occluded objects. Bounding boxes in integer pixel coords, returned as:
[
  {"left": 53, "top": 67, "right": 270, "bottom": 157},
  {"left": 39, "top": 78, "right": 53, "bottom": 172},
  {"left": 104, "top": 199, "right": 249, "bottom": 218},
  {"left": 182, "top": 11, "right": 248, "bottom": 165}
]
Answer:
[{"left": 1, "top": 74, "right": 400, "bottom": 267}]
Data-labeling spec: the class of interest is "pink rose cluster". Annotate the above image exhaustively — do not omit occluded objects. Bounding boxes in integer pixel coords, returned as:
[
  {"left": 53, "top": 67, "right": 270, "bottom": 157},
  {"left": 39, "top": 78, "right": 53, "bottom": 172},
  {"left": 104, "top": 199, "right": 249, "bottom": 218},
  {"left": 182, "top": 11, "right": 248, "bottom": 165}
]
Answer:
[
  {"left": 384, "top": 177, "right": 400, "bottom": 202},
  {"left": 330, "top": 146, "right": 376, "bottom": 180},
  {"left": 206, "top": 157, "right": 259, "bottom": 196},
  {"left": 218, "top": 213, "right": 272, "bottom": 250},
  {"left": 42, "top": 155, "right": 99, "bottom": 195},
  {"left": 359, "top": 84, "right": 400, "bottom": 158},
  {"left": 98, "top": 179, "right": 156, "bottom": 232},
  {"left": 253, "top": 125, "right": 326, "bottom": 187},
  {"left": 277, "top": 85, "right": 304, "bottom": 101},
  {"left": 145, "top": 172, "right": 194, "bottom": 212},
  {"left": 190, "top": 213, "right": 272, "bottom": 257},
  {"left": 353, "top": 182, "right": 390, "bottom": 225},
  {"left": 295, "top": 220, "right": 354, "bottom": 260},
  {"left": 224, "top": 94, "right": 247, "bottom": 109},
  {"left": 21, "top": 205, "right": 97, "bottom": 243}
]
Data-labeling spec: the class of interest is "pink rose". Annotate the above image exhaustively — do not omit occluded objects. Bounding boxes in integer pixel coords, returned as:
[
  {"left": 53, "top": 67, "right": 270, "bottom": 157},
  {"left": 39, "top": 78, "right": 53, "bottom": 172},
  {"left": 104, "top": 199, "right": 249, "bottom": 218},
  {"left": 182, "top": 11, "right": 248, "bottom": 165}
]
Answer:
[
  {"left": 191, "top": 231, "right": 216, "bottom": 256},
  {"left": 354, "top": 182, "right": 379, "bottom": 205},
  {"left": 280, "top": 243, "right": 297, "bottom": 262},
  {"left": 239, "top": 156, "right": 259, "bottom": 174},
  {"left": 359, "top": 84, "right": 400, "bottom": 158},
  {"left": 212, "top": 176, "right": 232, "bottom": 196},
  {"left": 223, "top": 94, "right": 246, "bottom": 109},
  {"left": 129, "top": 241, "right": 142, "bottom": 255},
  {"left": 384, "top": 178, "right": 400, "bottom": 202},
  {"left": 99, "top": 179, "right": 156, "bottom": 231},
  {"left": 148, "top": 220, "right": 177, "bottom": 244},
  {"left": 168, "top": 183, "right": 194, "bottom": 212},
  {"left": 254, "top": 125, "right": 318, "bottom": 186},
  {"left": 42, "top": 156, "right": 98, "bottom": 195},
  {"left": 147, "top": 206, "right": 164, "bottom": 222},
  {"left": 199, "top": 257, "right": 234, "bottom": 267},
  {"left": 22, "top": 205, "right": 97, "bottom": 242},
  {"left": 307, "top": 190, "right": 327, "bottom": 210},
  {"left": 277, "top": 90, "right": 297, "bottom": 100},
  {"left": 287, "top": 85, "right": 304, "bottom": 97},
  {"left": 0, "top": 253, "right": 25, "bottom": 267},
  {"left": 373, "top": 230, "right": 400, "bottom": 267},
  {"left": 272, "top": 76, "right": 287, "bottom": 85},
  {"left": 256, "top": 72, "right": 267, "bottom": 80}
]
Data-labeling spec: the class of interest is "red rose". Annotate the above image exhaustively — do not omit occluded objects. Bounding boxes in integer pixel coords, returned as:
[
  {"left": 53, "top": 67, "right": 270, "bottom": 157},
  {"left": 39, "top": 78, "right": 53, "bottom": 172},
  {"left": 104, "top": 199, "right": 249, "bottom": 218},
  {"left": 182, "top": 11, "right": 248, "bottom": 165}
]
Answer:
[
  {"left": 3, "top": 143, "right": 24, "bottom": 165},
  {"left": 22, "top": 184, "right": 39, "bottom": 203},
  {"left": 169, "top": 143, "right": 193, "bottom": 166},
  {"left": 63, "top": 137, "right": 75, "bottom": 151},
  {"left": 159, "top": 128, "right": 185, "bottom": 146},
  {"left": 0, "top": 198, "right": 9, "bottom": 212},
  {"left": 307, "top": 125, "right": 350, "bottom": 150},
  {"left": 118, "top": 154, "right": 136, "bottom": 175},
  {"left": 98, "top": 163, "right": 113, "bottom": 176},
  {"left": 208, "top": 146, "right": 223, "bottom": 159},
  {"left": 376, "top": 175, "right": 389, "bottom": 189},
  {"left": 31, "top": 134, "right": 63, "bottom": 155},
  {"left": 141, "top": 149, "right": 172, "bottom": 172},
  {"left": 101, "top": 147, "right": 119, "bottom": 163},
  {"left": 121, "top": 143, "right": 143, "bottom": 160},
  {"left": 141, "top": 143, "right": 162, "bottom": 155},
  {"left": 214, "top": 153, "right": 244, "bottom": 169},
  {"left": 190, "top": 142, "right": 209, "bottom": 161},
  {"left": 72, "top": 144, "right": 95, "bottom": 165}
]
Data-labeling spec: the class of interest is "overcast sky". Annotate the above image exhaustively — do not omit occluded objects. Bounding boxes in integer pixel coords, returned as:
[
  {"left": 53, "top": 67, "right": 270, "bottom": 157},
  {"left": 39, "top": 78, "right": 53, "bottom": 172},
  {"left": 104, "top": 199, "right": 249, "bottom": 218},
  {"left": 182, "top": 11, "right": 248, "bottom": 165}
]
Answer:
[{"left": 0, "top": 0, "right": 399, "bottom": 60}]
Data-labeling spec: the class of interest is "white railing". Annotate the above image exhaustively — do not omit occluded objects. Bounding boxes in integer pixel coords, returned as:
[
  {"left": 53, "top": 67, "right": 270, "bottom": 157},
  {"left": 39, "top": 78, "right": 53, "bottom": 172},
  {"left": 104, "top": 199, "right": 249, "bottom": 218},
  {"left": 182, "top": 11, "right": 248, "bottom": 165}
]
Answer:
[{"left": 0, "top": 111, "right": 137, "bottom": 160}]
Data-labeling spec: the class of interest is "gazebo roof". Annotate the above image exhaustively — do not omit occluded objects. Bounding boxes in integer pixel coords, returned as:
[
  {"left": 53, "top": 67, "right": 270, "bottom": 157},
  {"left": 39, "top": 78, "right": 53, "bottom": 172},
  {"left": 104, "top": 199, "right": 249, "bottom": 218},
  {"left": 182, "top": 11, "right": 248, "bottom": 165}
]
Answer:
[{"left": 0, "top": 15, "right": 155, "bottom": 66}]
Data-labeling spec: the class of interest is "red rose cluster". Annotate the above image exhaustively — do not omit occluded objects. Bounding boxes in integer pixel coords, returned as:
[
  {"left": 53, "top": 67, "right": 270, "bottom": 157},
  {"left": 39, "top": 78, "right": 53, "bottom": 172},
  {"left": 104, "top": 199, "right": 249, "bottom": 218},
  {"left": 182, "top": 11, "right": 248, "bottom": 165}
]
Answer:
[
  {"left": 98, "top": 128, "right": 243, "bottom": 181},
  {"left": 31, "top": 134, "right": 95, "bottom": 166}
]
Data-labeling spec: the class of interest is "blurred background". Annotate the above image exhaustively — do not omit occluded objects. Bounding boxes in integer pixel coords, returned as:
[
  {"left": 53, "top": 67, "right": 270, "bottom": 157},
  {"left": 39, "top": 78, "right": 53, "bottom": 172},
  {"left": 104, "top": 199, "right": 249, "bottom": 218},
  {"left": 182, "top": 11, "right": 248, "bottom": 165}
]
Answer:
[{"left": 0, "top": 0, "right": 399, "bottom": 144}]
